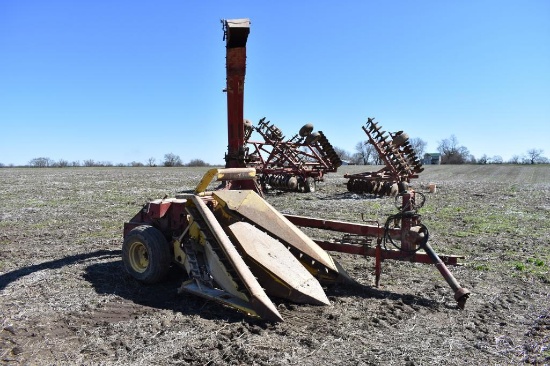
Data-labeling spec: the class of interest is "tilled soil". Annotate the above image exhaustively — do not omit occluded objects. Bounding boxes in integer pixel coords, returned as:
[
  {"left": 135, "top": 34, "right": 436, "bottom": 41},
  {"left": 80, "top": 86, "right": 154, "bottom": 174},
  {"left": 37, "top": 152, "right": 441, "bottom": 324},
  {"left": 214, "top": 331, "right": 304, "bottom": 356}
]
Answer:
[{"left": 1, "top": 165, "right": 549, "bottom": 365}]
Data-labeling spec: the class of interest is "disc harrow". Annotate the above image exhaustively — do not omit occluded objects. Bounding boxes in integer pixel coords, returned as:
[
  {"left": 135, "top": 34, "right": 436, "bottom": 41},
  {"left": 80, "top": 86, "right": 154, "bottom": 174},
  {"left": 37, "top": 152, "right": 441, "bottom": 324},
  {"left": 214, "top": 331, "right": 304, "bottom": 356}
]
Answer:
[
  {"left": 345, "top": 117, "right": 424, "bottom": 196},
  {"left": 245, "top": 117, "right": 341, "bottom": 193}
]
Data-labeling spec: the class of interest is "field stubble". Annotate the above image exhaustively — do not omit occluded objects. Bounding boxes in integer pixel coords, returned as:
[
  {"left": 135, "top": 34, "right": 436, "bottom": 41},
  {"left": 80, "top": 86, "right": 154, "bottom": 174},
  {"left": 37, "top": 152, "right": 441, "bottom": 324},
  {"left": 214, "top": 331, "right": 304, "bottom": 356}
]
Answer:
[{"left": 0, "top": 165, "right": 549, "bottom": 365}]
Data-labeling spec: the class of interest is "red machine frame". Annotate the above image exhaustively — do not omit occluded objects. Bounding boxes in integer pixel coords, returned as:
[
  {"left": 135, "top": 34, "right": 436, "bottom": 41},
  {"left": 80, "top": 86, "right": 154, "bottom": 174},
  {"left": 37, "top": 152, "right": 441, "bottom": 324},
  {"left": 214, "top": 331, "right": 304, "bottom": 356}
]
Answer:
[
  {"left": 346, "top": 117, "right": 424, "bottom": 196},
  {"left": 284, "top": 190, "right": 470, "bottom": 308},
  {"left": 244, "top": 117, "right": 341, "bottom": 192}
]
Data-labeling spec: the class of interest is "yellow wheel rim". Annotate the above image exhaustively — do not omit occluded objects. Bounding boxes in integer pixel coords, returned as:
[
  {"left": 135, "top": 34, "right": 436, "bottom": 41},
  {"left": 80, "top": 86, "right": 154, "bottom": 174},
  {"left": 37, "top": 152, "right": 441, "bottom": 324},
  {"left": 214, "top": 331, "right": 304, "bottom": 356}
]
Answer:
[{"left": 128, "top": 240, "right": 149, "bottom": 273}]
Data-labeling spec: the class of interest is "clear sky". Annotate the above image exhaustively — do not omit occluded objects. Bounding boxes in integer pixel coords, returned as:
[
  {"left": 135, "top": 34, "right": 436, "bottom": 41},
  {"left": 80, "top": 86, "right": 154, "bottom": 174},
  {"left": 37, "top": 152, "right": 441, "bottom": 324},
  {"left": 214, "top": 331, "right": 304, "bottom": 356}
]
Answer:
[{"left": 1, "top": 1, "right": 549, "bottom": 166}]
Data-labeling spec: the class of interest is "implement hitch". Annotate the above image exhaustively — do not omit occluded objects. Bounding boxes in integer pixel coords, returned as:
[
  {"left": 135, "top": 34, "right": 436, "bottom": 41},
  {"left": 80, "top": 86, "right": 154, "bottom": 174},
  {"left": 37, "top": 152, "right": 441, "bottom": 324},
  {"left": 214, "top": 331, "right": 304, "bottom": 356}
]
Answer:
[{"left": 285, "top": 189, "right": 470, "bottom": 309}]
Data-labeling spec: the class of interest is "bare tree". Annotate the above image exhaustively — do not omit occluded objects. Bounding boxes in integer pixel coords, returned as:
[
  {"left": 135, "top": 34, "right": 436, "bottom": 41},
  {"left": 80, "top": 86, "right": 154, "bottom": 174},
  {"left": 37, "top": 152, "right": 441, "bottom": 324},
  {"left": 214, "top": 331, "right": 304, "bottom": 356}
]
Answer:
[
  {"left": 370, "top": 146, "right": 383, "bottom": 165},
  {"left": 333, "top": 147, "right": 352, "bottom": 162},
  {"left": 354, "top": 141, "right": 377, "bottom": 165},
  {"left": 350, "top": 153, "right": 361, "bottom": 165},
  {"left": 186, "top": 159, "right": 209, "bottom": 167},
  {"left": 509, "top": 155, "right": 521, "bottom": 164},
  {"left": 368, "top": 143, "right": 380, "bottom": 164},
  {"left": 83, "top": 159, "right": 95, "bottom": 167},
  {"left": 130, "top": 161, "right": 144, "bottom": 167},
  {"left": 437, "top": 135, "right": 470, "bottom": 164},
  {"left": 163, "top": 153, "right": 183, "bottom": 167},
  {"left": 526, "top": 148, "right": 544, "bottom": 164},
  {"left": 52, "top": 159, "right": 69, "bottom": 168},
  {"left": 409, "top": 137, "right": 427, "bottom": 158},
  {"left": 355, "top": 144, "right": 383, "bottom": 165},
  {"left": 29, "top": 157, "right": 53, "bottom": 168},
  {"left": 71, "top": 160, "right": 81, "bottom": 167},
  {"left": 147, "top": 157, "right": 156, "bottom": 167},
  {"left": 491, "top": 156, "right": 503, "bottom": 164}
]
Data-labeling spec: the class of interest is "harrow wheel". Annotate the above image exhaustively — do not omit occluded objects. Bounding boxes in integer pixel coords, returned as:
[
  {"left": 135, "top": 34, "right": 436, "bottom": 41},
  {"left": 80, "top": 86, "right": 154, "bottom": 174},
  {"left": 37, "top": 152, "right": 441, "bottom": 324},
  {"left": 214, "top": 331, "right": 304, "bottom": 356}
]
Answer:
[
  {"left": 304, "top": 177, "right": 316, "bottom": 193},
  {"left": 123, "top": 225, "right": 172, "bottom": 284}
]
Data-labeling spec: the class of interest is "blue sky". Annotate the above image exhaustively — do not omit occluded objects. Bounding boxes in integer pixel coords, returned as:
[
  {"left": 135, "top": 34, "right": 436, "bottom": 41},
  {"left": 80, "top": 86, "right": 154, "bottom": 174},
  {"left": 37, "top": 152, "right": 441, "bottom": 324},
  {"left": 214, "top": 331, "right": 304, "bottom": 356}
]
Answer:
[{"left": 1, "top": 1, "right": 549, "bottom": 166}]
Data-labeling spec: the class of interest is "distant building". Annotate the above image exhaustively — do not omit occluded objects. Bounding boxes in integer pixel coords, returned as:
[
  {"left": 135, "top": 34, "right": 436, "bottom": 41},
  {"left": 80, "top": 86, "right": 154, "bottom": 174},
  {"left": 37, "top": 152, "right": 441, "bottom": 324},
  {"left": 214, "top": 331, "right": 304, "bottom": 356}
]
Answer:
[{"left": 423, "top": 153, "right": 441, "bottom": 165}]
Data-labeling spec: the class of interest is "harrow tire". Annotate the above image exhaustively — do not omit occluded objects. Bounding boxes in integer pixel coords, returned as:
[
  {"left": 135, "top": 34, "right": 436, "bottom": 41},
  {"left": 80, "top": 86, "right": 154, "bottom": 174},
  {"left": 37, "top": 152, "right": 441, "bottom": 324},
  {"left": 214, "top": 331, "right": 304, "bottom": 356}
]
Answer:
[
  {"left": 347, "top": 178, "right": 355, "bottom": 192},
  {"left": 122, "top": 225, "right": 172, "bottom": 284},
  {"left": 304, "top": 177, "right": 316, "bottom": 193}
]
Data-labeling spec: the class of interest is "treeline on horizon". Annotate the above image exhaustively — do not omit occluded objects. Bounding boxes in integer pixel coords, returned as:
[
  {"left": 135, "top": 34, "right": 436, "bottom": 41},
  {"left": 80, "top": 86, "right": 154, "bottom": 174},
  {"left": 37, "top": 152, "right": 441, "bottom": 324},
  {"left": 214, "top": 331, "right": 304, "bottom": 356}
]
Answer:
[
  {"left": 0, "top": 153, "right": 213, "bottom": 168},
  {"left": 1, "top": 135, "right": 548, "bottom": 168},
  {"left": 2, "top": 154, "right": 548, "bottom": 168}
]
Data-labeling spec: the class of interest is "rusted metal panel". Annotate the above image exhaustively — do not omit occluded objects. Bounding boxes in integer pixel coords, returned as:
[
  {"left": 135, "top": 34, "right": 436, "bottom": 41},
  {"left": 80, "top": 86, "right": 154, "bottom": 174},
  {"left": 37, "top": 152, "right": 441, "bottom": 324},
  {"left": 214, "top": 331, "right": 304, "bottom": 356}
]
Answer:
[
  {"left": 147, "top": 200, "right": 172, "bottom": 219},
  {"left": 422, "top": 241, "right": 470, "bottom": 308},
  {"left": 223, "top": 19, "right": 250, "bottom": 169},
  {"left": 311, "top": 240, "right": 463, "bottom": 265},
  {"left": 284, "top": 214, "right": 385, "bottom": 237}
]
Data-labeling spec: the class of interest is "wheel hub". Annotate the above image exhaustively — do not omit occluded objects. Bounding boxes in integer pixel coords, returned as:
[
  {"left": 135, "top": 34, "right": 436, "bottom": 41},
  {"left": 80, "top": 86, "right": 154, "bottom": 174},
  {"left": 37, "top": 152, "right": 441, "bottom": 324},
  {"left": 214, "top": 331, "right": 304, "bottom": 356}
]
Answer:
[{"left": 129, "top": 241, "right": 149, "bottom": 273}]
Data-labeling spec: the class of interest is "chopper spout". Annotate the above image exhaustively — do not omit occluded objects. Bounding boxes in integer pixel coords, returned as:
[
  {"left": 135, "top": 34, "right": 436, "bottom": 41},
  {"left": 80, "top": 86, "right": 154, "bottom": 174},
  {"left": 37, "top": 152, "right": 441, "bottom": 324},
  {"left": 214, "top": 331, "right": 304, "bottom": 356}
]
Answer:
[{"left": 223, "top": 18, "right": 250, "bottom": 169}]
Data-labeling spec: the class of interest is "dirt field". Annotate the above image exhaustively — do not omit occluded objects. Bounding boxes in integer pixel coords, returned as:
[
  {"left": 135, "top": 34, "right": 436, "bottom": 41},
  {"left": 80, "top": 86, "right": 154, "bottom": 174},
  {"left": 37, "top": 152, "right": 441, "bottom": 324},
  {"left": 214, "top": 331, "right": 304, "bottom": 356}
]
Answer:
[{"left": 1, "top": 165, "right": 549, "bottom": 365}]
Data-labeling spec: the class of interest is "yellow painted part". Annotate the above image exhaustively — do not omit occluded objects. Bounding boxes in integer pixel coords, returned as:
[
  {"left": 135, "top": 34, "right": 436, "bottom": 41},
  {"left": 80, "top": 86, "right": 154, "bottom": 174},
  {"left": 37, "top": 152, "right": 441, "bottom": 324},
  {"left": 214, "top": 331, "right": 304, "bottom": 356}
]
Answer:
[
  {"left": 178, "top": 280, "right": 260, "bottom": 319},
  {"left": 186, "top": 195, "right": 283, "bottom": 322},
  {"left": 213, "top": 190, "right": 338, "bottom": 273},
  {"left": 188, "top": 220, "right": 206, "bottom": 246},
  {"left": 127, "top": 240, "right": 148, "bottom": 273},
  {"left": 180, "top": 209, "right": 249, "bottom": 302},
  {"left": 195, "top": 168, "right": 256, "bottom": 193},
  {"left": 194, "top": 169, "right": 219, "bottom": 194},
  {"left": 172, "top": 239, "right": 190, "bottom": 272},
  {"left": 228, "top": 221, "right": 330, "bottom": 305},
  {"left": 187, "top": 213, "right": 245, "bottom": 299},
  {"left": 204, "top": 240, "right": 249, "bottom": 302}
]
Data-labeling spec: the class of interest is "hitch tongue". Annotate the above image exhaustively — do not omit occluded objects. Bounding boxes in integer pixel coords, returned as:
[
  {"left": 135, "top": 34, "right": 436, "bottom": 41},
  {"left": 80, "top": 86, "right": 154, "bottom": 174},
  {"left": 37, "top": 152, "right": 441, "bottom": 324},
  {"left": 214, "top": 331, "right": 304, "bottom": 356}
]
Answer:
[{"left": 423, "top": 241, "right": 470, "bottom": 308}]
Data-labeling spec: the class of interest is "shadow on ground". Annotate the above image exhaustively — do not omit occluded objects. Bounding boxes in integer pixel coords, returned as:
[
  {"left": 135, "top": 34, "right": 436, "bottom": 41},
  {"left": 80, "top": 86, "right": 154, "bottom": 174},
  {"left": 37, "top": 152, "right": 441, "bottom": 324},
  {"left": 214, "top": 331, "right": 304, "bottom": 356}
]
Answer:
[
  {"left": 83, "top": 260, "right": 253, "bottom": 324},
  {"left": 0, "top": 249, "right": 121, "bottom": 291},
  {"left": 325, "top": 281, "right": 441, "bottom": 309},
  {"left": 83, "top": 258, "right": 440, "bottom": 325}
]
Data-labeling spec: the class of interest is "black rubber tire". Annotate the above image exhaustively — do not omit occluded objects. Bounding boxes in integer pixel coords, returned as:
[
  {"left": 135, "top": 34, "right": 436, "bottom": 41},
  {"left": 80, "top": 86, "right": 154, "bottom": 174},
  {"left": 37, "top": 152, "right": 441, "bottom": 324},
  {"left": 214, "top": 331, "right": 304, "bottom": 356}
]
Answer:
[
  {"left": 122, "top": 225, "right": 172, "bottom": 284},
  {"left": 304, "top": 177, "right": 316, "bottom": 193}
]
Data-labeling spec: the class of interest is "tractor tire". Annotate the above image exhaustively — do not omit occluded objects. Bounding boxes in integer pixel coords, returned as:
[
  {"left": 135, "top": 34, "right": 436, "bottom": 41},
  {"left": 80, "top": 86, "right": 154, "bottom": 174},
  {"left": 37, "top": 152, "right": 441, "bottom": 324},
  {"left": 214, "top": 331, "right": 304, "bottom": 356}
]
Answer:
[
  {"left": 304, "top": 177, "right": 316, "bottom": 193},
  {"left": 122, "top": 225, "right": 172, "bottom": 284}
]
